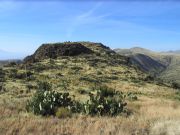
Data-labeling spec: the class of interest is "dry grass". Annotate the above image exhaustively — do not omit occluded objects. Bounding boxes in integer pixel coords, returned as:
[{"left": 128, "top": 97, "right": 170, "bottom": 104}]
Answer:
[
  {"left": 0, "top": 94, "right": 179, "bottom": 135},
  {"left": 150, "top": 119, "right": 180, "bottom": 135},
  {"left": 1, "top": 56, "right": 180, "bottom": 135}
]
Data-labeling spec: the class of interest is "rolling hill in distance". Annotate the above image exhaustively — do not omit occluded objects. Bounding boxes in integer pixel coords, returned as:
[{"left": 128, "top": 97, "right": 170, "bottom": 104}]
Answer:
[{"left": 115, "top": 47, "right": 180, "bottom": 85}]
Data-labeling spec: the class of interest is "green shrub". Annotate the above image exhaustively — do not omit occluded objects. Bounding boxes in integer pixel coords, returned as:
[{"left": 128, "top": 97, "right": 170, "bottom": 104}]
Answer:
[
  {"left": 144, "top": 75, "right": 155, "bottom": 82},
  {"left": 97, "top": 86, "right": 116, "bottom": 97},
  {"left": 126, "top": 92, "right": 138, "bottom": 101},
  {"left": 78, "top": 89, "right": 88, "bottom": 95},
  {"left": 26, "top": 90, "right": 73, "bottom": 116},
  {"left": 105, "top": 76, "right": 119, "bottom": 80},
  {"left": 0, "top": 85, "right": 2, "bottom": 91},
  {"left": 130, "top": 77, "right": 141, "bottom": 83},
  {"left": 171, "top": 82, "right": 180, "bottom": 89},
  {"left": 79, "top": 76, "right": 99, "bottom": 83},
  {"left": 9, "top": 69, "right": 18, "bottom": 78},
  {"left": 37, "top": 81, "right": 52, "bottom": 91},
  {"left": 27, "top": 84, "right": 127, "bottom": 117},
  {"left": 58, "top": 80, "right": 69, "bottom": 91},
  {"left": 8, "top": 69, "right": 33, "bottom": 80},
  {"left": 97, "top": 71, "right": 102, "bottom": 75},
  {"left": 174, "top": 91, "right": 180, "bottom": 101},
  {"left": 71, "top": 66, "right": 83, "bottom": 71},
  {"left": 26, "top": 84, "right": 37, "bottom": 92},
  {"left": 55, "top": 107, "right": 72, "bottom": 118},
  {"left": 33, "top": 64, "right": 46, "bottom": 72},
  {"left": 0, "top": 68, "right": 5, "bottom": 82},
  {"left": 83, "top": 89, "right": 127, "bottom": 116}
]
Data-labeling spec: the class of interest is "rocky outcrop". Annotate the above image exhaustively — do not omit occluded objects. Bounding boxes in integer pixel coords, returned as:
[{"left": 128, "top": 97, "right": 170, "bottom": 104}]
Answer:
[{"left": 24, "top": 42, "right": 93, "bottom": 63}]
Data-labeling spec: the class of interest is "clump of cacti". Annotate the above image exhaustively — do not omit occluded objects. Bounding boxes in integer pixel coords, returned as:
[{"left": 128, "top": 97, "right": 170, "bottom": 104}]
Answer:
[
  {"left": 26, "top": 90, "right": 73, "bottom": 116},
  {"left": 82, "top": 89, "right": 127, "bottom": 116},
  {"left": 26, "top": 82, "right": 127, "bottom": 117}
]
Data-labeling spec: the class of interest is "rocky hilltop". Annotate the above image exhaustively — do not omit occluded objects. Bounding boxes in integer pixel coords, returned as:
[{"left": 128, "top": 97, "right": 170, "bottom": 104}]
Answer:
[
  {"left": 24, "top": 42, "right": 117, "bottom": 64},
  {"left": 24, "top": 42, "right": 94, "bottom": 63}
]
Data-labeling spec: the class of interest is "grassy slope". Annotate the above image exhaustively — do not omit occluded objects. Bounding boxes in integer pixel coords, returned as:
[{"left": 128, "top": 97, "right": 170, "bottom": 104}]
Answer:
[
  {"left": 0, "top": 43, "right": 180, "bottom": 135},
  {"left": 115, "top": 48, "right": 180, "bottom": 84}
]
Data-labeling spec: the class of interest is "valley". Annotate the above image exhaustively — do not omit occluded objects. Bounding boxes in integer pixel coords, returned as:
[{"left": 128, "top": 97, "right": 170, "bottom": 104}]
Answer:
[{"left": 115, "top": 47, "right": 180, "bottom": 86}]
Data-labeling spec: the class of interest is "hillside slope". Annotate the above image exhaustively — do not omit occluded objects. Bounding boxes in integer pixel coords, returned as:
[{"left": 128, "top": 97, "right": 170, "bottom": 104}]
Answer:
[
  {"left": 0, "top": 42, "right": 179, "bottom": 135},
  {"left": 129, "top": 53, "right": 166, "bottom": 74},
  {"left": 115, "top": 47, "right": 180, "bottom": 84}
]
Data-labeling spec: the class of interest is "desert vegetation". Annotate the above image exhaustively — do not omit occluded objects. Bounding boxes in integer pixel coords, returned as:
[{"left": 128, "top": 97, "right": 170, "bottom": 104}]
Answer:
[{"left": 0, "top": 42, "right": 179, "bottom": 135}]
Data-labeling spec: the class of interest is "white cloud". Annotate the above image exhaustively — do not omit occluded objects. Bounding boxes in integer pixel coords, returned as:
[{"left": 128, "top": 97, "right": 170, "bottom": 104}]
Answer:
[
  {"left": 77, "top": 2, "right": 102, "bottom": 20},
  {"left": 66, "top": 2, "right": 110, "bottom": 38}
]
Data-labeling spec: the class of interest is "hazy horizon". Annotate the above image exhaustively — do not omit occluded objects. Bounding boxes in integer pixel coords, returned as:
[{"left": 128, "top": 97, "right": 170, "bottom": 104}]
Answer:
[{"left": 0, "top": 0, "right": 180, "bottom": 59}]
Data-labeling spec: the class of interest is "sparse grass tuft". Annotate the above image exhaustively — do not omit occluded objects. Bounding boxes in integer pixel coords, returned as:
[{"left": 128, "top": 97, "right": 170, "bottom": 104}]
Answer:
[{"left": 55, "top": 107, "right": 72, "bottom": 119}]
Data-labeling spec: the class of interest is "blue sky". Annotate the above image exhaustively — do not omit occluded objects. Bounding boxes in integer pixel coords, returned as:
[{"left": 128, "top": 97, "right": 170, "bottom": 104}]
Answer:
[{"left": 0, "top": 0, "right": 180, "bottom": 59}]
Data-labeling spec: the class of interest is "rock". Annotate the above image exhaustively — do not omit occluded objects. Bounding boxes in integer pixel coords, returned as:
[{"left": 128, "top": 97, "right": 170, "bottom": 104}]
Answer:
[{"left": 24, "top": 42, "right": 93, "bottom": 64}]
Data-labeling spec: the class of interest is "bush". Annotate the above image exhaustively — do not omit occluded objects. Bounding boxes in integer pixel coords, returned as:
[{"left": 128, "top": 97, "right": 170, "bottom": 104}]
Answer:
[
  {"left": 171, "top": 82, "right": 180, "bottom": 89},
  {"left": 105, "top": 76, "right": 119, "bottom": 80},
  {"left": 26, "top": 90, "right": 73, "bottom": 116},
  {"left": 97, "top": 86, "right": 117, "bottom": 97},
  {"left": 175, "top": 91, "right": 180, "bottom": 101},
  {"left": 97, "top": 71, "right": 102, "bottom": 75},
  {"left": 26, "top": 84, "right": 37, "bottom": 92},
  {"left": 58, "top": 80, "right": 69, "bottom": 91},
  {"left": 9, "top": 69, "right": 18, "bottom": 78},
  {"left": 37, "top": 81, "right": 52, "bottom": 91},
  {"left": 8, "top": 69, "right": 33, "bottom": 80},
  {"left": 78, "top": 89, "right": 88, "bottom": 95},
  {"left": 0, "top": 68, "right": 5, "bottom": 82},
  {"left": 83, "top": 89, "right": 127, "bottom": 116},
  {"left": 144, "top": 75, "right": 155, "bottom": 82},
  {"left": 0, "top": 83, "right": 3, "bottom": 91},
  {"left": 79, "top": 76, "right": 99, "bottom": 83},
  {"left": 126, "top": 92, "right": 138, "bottom": 101},
  {"left": 27, "top": 84, "right": 127, "bottom": 117},
  {"left": 55, "top": 107, "right": 72, "bottom": 118}
]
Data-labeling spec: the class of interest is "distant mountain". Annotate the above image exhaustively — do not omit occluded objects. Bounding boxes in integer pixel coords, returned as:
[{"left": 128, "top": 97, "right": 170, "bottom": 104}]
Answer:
[
  {"left": 163, "top": 50, "right": 180, "bottom": 55},
  {"left": 115, "top": 47, "right": 180, "bottom": 84},
  {"left": 114, "top": 47, "right": 153, "bottom": 56},
  {"left": 0, "top": 49, "right": 26, "bottom": 60}
]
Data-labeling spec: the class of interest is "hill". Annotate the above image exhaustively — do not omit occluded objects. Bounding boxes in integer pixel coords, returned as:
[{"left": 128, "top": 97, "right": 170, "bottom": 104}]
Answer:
[
  {"left": 128, "top": 53, "right": 166, "bottom": 74},
  {"left": 114, "top": 47, "right": 153, "bottom": 56},
  {"left": 115, "top": 47, "right": 180, "bottom": 85},
  {"left": 0, "top": 42, "right": 179, "bottom": 135},
  {"left": 164, "top": 50, "right": 180, "bottom": 54},
  {"left": 24, "top": 42, "right": 94, "bottom": 64}
]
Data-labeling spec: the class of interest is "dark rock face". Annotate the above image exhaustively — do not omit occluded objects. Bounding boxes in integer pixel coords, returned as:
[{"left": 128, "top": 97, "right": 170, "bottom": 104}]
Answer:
[
  {"left": 24, "top": 42, "right": 93, "bottom": 64},
  {"left": 24, "top": 55, "right": 37, "bottom": 63}
]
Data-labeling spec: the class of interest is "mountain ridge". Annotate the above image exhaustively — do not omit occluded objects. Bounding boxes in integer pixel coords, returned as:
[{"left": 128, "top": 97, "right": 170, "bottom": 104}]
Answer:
[{"left": 115, "top": 47, "right": 180, "bottom": 84}]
